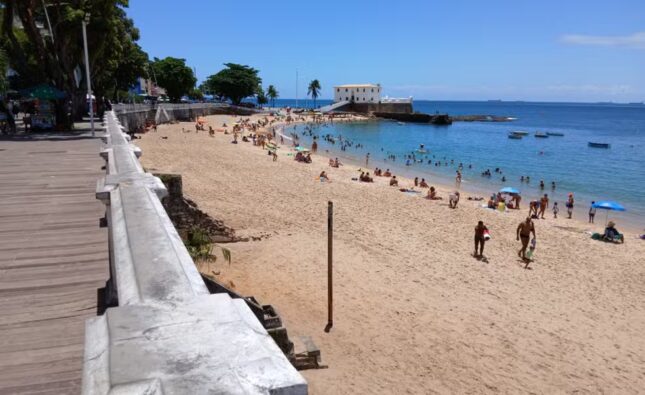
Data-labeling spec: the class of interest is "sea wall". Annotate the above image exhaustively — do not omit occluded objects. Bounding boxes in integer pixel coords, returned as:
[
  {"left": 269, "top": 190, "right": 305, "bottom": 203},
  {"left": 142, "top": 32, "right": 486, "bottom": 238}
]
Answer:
[
  {"left": 82, "top": 111, "right": 307, "bottom": 394},
  {"left": 330, "top": 102, "right": 413, "bottom": 114},
  {"left": 112, "top": 103, "right": 260, "bottom": 132}
]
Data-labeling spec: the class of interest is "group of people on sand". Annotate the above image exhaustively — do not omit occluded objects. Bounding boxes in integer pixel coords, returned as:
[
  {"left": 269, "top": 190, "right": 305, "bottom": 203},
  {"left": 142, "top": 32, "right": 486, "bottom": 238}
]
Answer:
[
  {"left": 471, "top": 217, "right": 536, "bottom": 268},
  {"left": 295, "top": 151, "right": 312, "bottom": 163}
]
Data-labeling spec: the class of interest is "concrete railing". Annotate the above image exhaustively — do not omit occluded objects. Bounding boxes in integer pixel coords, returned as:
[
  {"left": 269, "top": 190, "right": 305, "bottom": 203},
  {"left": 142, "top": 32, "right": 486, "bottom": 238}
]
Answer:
[{"left": 82, "top": 111, "right": 307, "bottom": 394}]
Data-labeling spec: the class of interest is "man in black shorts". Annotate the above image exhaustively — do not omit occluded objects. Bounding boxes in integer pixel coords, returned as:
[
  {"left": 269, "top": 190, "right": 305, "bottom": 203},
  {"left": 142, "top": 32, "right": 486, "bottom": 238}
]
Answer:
[{"left": 516, "top": 217, "right": 536, "bottom": 259}]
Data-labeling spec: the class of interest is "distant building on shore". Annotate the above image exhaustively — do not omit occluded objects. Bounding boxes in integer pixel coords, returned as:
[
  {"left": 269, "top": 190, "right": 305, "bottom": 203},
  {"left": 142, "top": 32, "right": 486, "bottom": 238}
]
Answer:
[{"left": 334, "top": 84, "right": 381, "bottom": 103}]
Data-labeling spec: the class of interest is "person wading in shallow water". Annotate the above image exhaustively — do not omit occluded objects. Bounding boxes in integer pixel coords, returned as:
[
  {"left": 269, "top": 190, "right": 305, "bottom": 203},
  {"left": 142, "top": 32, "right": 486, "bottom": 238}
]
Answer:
[{"left": 516, "top": 217, "right": 536, "bottom": 260}]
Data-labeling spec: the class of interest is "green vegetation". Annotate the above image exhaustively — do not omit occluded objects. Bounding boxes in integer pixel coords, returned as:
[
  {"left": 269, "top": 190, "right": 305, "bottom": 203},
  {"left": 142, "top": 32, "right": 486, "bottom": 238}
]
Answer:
[
  {"left": 0, "top": 0, "right": 149, "bottom": 126},
  {"left": 256, "top": 86, "right": 268, "bottom": 106},
  {"left": 267, "top": 85, "right": 279, "bottom": 107},
  {"left": 203, "top": 63, "right": 262, "bottom": 105},
  {"left": 184, "top": 227, "right": 231, "bottom": 265},
  {"left": 150, "top": 57, "right": 197, "bottom": 102},
  {"left": 308, "top": 79, "right": 321, "bottom": 108}
]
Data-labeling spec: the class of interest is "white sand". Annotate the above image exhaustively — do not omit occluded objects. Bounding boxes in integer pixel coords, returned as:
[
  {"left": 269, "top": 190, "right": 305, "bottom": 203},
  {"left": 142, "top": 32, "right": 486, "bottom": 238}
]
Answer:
[{"left": 138, "top": 114, "right": 645, "bottom": 394}]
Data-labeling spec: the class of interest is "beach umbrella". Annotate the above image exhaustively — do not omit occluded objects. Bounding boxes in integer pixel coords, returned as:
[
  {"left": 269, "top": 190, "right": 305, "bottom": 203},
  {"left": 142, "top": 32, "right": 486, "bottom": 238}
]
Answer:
[
  {"left": 592, "top": 200, "right": 626, "bottom": 225},
  {"left": 499, "top": 187, "right": 520, "bottom": 194}
]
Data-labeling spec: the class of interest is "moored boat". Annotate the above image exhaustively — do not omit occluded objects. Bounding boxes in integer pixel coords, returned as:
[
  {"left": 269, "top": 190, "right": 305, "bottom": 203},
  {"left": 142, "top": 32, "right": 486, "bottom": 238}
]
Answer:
[
  {"left": 535, "top": 132, "right": 548, "bottom": 138},
  {"left": 588, "top": 142, "right": 611, "bottom": 148},
  {"left": 508, "top": 133, "right": 522, "bottom": 139},
  {"left": 546, "top": 132, "right": 564, "bottom": 136},
  {"left": 511, "top": 130, "right": 529, "bottom": 136}
]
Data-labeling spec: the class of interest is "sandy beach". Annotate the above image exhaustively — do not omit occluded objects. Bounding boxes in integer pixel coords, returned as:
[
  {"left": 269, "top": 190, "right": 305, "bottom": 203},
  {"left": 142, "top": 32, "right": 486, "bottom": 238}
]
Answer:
[{"left": 138, "top": 113, "right": 645, "bottom": 394}]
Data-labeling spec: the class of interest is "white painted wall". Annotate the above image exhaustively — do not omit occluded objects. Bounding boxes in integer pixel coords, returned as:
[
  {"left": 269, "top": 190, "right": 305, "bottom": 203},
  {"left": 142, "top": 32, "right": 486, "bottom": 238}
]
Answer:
[{"left": 334, "top": 85, "right": 381, "bottom": 103}]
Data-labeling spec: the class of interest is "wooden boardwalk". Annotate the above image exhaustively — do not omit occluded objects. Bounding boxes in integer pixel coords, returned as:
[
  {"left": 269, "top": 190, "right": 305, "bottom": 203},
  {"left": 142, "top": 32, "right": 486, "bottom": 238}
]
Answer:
[{"left": 0, "top": 135, "right": 108, "bottom": 394}]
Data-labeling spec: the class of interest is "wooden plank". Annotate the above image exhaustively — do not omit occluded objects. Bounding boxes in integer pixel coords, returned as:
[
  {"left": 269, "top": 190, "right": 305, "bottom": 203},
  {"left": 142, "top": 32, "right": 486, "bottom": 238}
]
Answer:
[{"left": 0, "top": 136, "right": 108, "bottom": 393}]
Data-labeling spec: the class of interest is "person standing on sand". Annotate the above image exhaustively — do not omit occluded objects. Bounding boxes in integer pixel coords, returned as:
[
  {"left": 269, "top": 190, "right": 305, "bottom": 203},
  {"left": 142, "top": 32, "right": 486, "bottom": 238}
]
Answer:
[
  {"left": 566, "top": 193, "right": 574, "bottom": 219},
  {"left": 474, "top": 221, "right": 488, "bottom": 258},
  {"left": 539, "top": 194, "right": 549, "bottom": 219},
  {"left": 589, "top": 201, "right": 596, "bottom": 223},
  {"left": 449, "top": 191, "right": 460, "bottom": 208},
  {"left": 312, "top": 140, "right": 318, "bottom": 153},
  {"left": 552, "top": 202, "right": 559, "bottom": 218},
  {"left": 516, "top": 217, "right": 536, "bottom": 260},
  {"left": 365, "top": 153, "right": 370, "bottom": 167}
]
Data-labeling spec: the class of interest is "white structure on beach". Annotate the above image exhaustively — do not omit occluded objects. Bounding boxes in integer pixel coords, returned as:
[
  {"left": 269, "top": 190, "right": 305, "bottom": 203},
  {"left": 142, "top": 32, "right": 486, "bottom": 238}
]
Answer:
[{"left": 334, "top": 84, "right": 381, "bottom": 103}]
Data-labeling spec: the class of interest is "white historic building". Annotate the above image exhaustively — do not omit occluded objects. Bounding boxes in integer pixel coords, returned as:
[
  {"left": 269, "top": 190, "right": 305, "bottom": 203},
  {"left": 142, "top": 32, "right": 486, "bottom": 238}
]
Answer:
[{"left": 334, "top": 84, "right": 381, "bottom": 103}]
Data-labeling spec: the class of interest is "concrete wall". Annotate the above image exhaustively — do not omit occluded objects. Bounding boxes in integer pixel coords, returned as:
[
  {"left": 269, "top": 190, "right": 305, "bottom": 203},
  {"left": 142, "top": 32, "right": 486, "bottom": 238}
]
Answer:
[
  {"left": 342, "top": 102, "right": 413, "bottom": 114},
  {"left": 82, "top": 111, "right": 307, "bottom": 394}
]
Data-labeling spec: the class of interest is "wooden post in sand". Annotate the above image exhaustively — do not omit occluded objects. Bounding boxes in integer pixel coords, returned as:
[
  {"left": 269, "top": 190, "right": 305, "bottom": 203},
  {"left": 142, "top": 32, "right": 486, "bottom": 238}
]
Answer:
[{"left": 325, "top": 201, "right": 333, "bottom": 333}]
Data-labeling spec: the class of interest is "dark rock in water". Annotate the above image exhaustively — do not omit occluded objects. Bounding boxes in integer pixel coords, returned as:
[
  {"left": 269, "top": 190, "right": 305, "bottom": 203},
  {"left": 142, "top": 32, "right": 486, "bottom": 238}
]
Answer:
[
  {"left": 451, "top": 114, "right": 514, "bottom": 122},
  {"left": 373, "top": 112, "right": 453, "bottom": 125}
]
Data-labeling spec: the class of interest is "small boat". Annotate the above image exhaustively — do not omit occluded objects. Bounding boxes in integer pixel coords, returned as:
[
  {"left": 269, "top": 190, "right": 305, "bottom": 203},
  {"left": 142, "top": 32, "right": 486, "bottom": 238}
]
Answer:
[
  {"left": 535, "top": 132, "right": 549, "bottom": 138},
  {"left": 546, "top": 132, "right": 564, "bottom": 137},
  {"left": 508, "top": 133, "right": 522, "bottom": 139},
  {"left": 511, "top": 130, "right": 529, "bottom": 136},
  {"left": 588, "top": 142, "right": 611, "bottom": 148},
  {"left": 397, "top": 122, "right": 405, "bottom": 125}
]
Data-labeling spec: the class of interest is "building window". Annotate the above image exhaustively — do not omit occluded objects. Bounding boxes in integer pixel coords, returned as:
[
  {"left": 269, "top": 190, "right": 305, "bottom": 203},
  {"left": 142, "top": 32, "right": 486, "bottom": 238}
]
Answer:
[
  {"left": 363, "top": 97, "right": 365, "bottom": 101},
  {"left": 345, "top": 88, "right": 348, "bottom": 92},
  {"left": 345, "top": 97, "right": 348, "bottom": 101},
  {"left": 371, "top": 88, "right": 374, "bottom": 92},
  {"left": 336, "top": 88, "right": 339, "bottom": 92},
  {"left": 363, "top": 88, "right": 365, "bottom": 92}
]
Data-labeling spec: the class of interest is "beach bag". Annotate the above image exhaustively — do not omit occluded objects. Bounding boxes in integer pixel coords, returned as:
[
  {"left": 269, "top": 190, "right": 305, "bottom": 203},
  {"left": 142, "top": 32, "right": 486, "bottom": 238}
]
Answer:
[{"left": 483, "top": 230, "right": 491, "bottom": 240}]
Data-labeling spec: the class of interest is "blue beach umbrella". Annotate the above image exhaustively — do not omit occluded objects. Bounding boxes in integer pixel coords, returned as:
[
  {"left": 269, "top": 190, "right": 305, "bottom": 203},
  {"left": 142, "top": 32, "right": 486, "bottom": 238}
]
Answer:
[
  {"left": 592, "top": 200, "right": 626, "bottom": 225},
  {"left": 500, "top": 187, "right": 520, "bottom": 194}
]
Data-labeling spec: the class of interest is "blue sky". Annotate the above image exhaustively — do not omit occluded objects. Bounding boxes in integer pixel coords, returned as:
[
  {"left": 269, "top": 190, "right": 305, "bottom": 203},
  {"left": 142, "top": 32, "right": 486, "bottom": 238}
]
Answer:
[{"left": 126, "top": 0, "right": 645, "bottom": 102}]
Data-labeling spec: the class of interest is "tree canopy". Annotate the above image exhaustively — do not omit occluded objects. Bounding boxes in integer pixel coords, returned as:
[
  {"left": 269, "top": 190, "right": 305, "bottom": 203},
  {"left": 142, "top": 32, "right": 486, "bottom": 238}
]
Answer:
[
  {"left": 203, "top": 63, "right": 261, "bottom": 105},
  {"left": 0, "top": 0, "right": 150, "bottom": 125},
  {"left": 267, "top": 85, "right": 278, "bottom": 107},
  {"left": 308, "top": 79, "right": 321, "bottom": 107},
  {"left": 150, "top": 57, "right": 196, "bottom": 102}
]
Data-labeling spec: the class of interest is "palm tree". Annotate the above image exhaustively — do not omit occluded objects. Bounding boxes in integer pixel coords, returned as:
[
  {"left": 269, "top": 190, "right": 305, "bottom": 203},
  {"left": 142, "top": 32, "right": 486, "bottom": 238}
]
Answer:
[
  {"left": 267, "top": 85, "right": 279, "bottom": 108},
  {"left": 307, "top": 79, "right": 321, "bottom": 108}
]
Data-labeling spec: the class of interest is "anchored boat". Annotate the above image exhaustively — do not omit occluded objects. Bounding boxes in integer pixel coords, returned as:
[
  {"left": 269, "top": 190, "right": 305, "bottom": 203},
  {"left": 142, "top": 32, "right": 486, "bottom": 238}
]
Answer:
[
  {"left": 588, "top": 142, "right": 611, "bottom": 148},
  {"left": 546, "top": 132, "right": 564, "bottom": 137},
  {"left": 535, "top": 132, "right": 549, "bottom": 138},
  {"left": 511, "top": 130, "right": 529, "bottom": 136},
  {"left": 508, "top": 133, "right": 523, "bottom": 139}
]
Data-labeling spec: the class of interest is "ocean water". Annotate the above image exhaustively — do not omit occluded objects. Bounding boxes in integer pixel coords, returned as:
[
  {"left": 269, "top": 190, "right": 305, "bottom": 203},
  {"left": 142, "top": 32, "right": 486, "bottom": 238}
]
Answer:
[{"left": 278, "top": 100, "right": 645, "bottom": 228}]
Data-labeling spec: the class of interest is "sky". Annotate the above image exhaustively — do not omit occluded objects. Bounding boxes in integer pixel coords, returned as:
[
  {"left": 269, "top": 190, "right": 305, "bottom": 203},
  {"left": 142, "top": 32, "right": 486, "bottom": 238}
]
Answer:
[{"left": 126, "top": 0, "right": 645, "bottom": 102}]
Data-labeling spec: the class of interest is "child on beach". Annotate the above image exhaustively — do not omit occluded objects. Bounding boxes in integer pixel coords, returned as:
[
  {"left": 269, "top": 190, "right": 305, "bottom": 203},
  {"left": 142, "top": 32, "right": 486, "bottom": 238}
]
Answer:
[
  {"left": 552, "top": 202, "right": 559, "bottom": 218},
  {"left": 589, "top": 201, "right": 596, "bottom": 223}
]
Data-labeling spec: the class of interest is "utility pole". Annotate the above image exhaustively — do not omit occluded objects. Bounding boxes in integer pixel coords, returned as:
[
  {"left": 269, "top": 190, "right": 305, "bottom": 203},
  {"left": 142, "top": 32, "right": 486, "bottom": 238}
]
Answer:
[{"left": 82, "top": 13, "right": 94, "bottom": 136}]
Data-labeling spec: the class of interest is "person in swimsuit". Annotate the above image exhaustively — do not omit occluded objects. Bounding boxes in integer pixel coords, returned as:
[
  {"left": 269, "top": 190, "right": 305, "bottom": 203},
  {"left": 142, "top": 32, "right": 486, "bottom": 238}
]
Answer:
[
  {"left": 516, "top": 217, "right": 536, "bottom": 260},
  {"left": 474, "top": 221, "right": 488, "bottom": 258},
  {"left": 589, "top": 201, "right": 596, "bottom": 223},
  {"left": 539, "top": 194, "right": 549, "bottom": 219}
]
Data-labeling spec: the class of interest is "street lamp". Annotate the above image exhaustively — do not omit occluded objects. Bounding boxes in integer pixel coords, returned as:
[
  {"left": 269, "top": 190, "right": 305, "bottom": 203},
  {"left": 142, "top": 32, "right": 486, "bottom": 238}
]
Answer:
[{"left": 82, "top": 12, "right": 94, "bottom": 136}]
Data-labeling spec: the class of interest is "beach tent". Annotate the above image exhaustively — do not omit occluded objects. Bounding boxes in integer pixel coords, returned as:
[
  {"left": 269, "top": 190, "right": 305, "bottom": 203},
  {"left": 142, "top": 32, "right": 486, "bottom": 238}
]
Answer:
[
  {"left": 592, "top": 201, "right": 626, "bottom": 225},
  {"left": 499, "top": 187, "right": 520, "bottom": 194}
]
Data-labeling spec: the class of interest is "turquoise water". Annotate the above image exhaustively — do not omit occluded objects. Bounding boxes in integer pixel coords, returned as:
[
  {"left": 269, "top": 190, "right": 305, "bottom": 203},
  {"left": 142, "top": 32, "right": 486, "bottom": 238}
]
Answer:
[{"left": 281, "top": 100, "right": 645, "bottom": 227}]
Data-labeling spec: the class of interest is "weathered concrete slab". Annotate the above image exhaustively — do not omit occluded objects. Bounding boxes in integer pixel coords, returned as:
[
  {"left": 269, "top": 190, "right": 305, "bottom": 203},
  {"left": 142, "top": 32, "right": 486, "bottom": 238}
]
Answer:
[{"left": 83, "top": 112, "right": 307, "bottom": 394}]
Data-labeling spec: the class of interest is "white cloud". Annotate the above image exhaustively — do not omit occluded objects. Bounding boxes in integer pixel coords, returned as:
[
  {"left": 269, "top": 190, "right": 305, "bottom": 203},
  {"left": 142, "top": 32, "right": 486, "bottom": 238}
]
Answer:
[{"left": 561, "top": 32, "right": 645, "bottom": 49}]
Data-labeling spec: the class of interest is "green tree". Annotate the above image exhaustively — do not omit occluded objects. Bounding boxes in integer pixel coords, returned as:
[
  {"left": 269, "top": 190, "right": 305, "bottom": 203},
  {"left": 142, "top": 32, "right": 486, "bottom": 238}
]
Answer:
[
  {"left": 0, "top": 0, "right": 149, "bottom": 126},
  {"left": 256, "top": 85, "right": 268, "bottom": 107},
  {"left": 150, "top": 57, "right": 196, "bottom": 102},
  {"left": 203, "top": 63, "right": 261, "bottom": 105},
  {"left": 0, "top": 48, "right": 8, "bottom": 95},
  {"left": 307, "top": 79, "right": 321, "bottom": 108},
  {"left": 267, "top": 85, "right": 278, "bottom": 107}
]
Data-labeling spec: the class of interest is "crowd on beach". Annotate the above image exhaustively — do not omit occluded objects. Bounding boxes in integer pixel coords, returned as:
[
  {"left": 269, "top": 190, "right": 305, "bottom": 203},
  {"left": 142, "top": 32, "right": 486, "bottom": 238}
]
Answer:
[{"left": 157, "top": 109, "right": 635, "bottom": 267}]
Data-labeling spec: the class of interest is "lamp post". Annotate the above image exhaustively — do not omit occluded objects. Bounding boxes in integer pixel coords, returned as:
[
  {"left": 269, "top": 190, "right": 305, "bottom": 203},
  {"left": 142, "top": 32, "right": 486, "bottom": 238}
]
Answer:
[{"left": 82, "top": 13, "right": 94, "bottom": 136}]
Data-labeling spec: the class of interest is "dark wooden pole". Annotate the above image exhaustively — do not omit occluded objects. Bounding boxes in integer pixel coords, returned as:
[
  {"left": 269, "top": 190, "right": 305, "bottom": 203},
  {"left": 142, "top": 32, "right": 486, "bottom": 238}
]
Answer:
[{"left": 325, "top": 201, "right": 333, "bottom": 333}]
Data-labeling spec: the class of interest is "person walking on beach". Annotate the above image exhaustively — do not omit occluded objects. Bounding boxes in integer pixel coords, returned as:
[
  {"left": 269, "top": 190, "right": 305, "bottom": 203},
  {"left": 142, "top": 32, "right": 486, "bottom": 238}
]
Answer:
[
  {"left": 516, "top": 217, "right": 536, "bottom": 260},
  {"left": 449, "top": 191, "right": 460, "bottom": 208},
  {"left": 552, "top": 202, "right": 559, "bottom": 218},
  {"left": 589, "top": 201, "right": 596, "bottom": 223},
  {"left": 539, "top": 194, "right": 549, "bottom": 219},
  {"left": 365, "top": 153, "right": 370, "bottom": 167},
  {"left": 474, "top": 221, "right": 488, "bottom": 258},
  {"left": 566, "top": 193, "right": 574, "bottom": 219}
]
